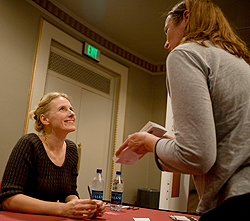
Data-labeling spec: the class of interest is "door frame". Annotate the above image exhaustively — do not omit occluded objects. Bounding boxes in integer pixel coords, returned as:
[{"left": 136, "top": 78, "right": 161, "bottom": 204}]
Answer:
[{"left": 24, "top": 18, "right": 128, "bottom": 195}]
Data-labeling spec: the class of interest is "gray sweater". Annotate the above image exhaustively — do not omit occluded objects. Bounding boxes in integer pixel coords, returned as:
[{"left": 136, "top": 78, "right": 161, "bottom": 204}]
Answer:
[{"left": 155, "top": 42, "right": 250, "bottom": 214}]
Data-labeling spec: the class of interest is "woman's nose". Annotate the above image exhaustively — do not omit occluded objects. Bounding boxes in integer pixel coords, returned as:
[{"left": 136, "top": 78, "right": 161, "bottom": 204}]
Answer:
[
  {"left": 68, "top": 109, "right": 75, "bottom": 116},
  {"left": 164, "top": 41, "right": 169, "bottom": 50}
]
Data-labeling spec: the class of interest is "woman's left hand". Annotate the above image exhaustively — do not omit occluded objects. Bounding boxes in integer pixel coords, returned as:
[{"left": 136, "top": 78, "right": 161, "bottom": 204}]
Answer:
[{"left": 61, "top": 199, "right": 98, "bottom": 219}]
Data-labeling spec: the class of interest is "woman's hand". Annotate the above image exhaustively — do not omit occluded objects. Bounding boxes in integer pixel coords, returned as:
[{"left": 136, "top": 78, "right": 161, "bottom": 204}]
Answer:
[
  {"left": 61, "top": 199, "right": 98, "bottom": 219},
  {"left": 115, "top": 132, "right": 159, "bottom": 157},
  {"left": 93, "top": 200, "right": 106, "bottom": 217}
]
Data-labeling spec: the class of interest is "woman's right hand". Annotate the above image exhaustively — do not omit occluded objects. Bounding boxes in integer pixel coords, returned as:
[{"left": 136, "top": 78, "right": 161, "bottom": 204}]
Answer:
[
  {"left": 61, "top": 199, "right": 98, "bottom": 219},
  {"left": 115, "top": 132, "right": 159, "bottom": 157},
  {"left": 93, "top": 200, "right": 106, "bottom": 217}
]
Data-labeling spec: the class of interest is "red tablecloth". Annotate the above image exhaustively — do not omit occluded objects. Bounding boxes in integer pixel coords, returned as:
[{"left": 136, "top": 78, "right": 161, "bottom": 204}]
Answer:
[{"left": 0, "top": 207, "right": 200, "bottom": 221}]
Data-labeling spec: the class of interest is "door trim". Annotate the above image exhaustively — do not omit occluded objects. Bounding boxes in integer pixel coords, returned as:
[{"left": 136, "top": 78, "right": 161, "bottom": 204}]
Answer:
[{"left": 24, "top": 18, "right": 128, "bottom": 196}]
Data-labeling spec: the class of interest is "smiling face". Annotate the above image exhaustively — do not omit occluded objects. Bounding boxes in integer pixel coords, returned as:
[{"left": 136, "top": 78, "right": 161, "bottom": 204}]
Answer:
[
  {"left": 41, "top": 96, "right": 76, "bottom": 135},
  {"left": 164, "top": 12, "right": 189, "bottom": 52}
]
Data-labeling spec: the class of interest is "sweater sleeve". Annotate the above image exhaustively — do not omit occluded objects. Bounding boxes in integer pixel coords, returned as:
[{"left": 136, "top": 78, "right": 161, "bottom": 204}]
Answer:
[
  {"left": 0, "top": 134, "right": 34, "bottom": 203},
  {"left": 155, "top": 48, "right": 217, "bottom": 175},
  {"left": 65, "top": 140, "right": 79, "bottom": 199}
]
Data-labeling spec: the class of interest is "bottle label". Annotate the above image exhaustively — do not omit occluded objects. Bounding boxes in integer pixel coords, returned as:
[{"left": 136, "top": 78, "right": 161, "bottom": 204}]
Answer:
[
  {"left": 92, "top": 190, "right": 103, "bottom": 200},
  {"left": 111, "top": 191, "right": 123, "bottom": 205}
]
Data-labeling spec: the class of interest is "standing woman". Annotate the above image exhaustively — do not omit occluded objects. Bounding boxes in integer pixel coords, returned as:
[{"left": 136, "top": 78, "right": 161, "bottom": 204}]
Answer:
[
  {"left": 0, "top": 92, "right": 105, "bottom": 219},
  {"left": 115, "top": 0, "right": 250, "bottom": 220}
]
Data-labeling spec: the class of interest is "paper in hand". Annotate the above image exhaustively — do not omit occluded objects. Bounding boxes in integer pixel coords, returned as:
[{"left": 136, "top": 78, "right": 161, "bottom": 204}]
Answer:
[
  {"left": 139, "top": 121, "right": 167, "bottom": 137},
  {"left": 113, "top": 147, "right": 143, "bottom": 165},
  {"left": 113, "top": 121, "right": 167, "bottom": 165}
]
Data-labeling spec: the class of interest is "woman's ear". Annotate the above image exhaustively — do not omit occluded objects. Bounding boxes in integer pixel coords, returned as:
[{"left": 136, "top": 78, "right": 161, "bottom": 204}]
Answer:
[
  {"left": 183, "top": 10, "right": 189, "bottom": 23},
  {"left": 40, "top": 114, "right": 49, "bottom": 125}
]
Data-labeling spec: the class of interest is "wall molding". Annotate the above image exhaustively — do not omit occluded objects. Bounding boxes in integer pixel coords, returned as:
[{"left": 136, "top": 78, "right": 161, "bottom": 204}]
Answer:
[{"left": 31, "top": 0, "right": 166, "bottom": 73}]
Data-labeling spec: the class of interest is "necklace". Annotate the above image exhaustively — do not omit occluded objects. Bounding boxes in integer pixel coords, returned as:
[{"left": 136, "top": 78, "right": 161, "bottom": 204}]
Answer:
[
  {"left": 41, "top": 133, "right": 50, "bottom": 149},
  {"left": 40, "top": 133, "right": 66, "bottom": 166}
]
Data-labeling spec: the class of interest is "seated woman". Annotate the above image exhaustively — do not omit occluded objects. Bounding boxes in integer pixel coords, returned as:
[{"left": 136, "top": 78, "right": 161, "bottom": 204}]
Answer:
[{"left": 0, "top": 92, "right": 105, "bottom": 219}]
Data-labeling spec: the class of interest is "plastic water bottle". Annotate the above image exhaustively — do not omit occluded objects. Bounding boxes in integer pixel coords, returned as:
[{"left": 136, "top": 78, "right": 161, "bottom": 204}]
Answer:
[
  {"left": 110, "top": 171, "right": 124, "bottom": 211},
  {"left": 91, "top": 169, "right": 104, "bottom": 200}
]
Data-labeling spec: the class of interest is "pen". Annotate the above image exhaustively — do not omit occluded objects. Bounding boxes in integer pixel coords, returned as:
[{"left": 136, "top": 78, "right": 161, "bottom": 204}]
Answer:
[
  {"left": 88, "top": 186, "right": 97, "bottom": 218},
  {"left": 88, "top": 185, "right": 93, "bottom": 199}
]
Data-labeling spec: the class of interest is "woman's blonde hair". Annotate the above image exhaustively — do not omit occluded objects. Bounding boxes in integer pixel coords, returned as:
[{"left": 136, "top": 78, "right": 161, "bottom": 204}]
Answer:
[
  {"left": 29, "top": 92, "right": 70, "bottom": 134},
  {"left": 167, "top": 0, "right": 250, "bottom": 64}
]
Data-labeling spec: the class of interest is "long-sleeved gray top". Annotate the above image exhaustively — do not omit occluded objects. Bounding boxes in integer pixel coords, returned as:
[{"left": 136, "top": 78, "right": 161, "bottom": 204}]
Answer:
[{"left": 155, "top": 41, "right": 250, "bottom": 214}]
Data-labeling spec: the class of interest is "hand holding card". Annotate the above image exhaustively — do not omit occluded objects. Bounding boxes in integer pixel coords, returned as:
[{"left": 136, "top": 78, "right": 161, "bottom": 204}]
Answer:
[
  {"left": 113, "top": 121, "right": 167, "bottom": 165},
  {"left": 113, "top": 147, "right": 143, "bottom": 165}
]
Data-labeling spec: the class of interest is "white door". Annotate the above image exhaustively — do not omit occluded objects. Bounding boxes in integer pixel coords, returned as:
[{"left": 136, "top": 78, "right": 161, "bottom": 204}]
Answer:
[
  {"left": 44, "top": 71, "right": 82, "bottom": 142},
  {"left": 26, "top": 19, "right": 128, "bottom": 202},
  {"left": 76, "top": 89, "right": 112, "bottom": 199},
  {"left": 44, "top": 71, "right": 113, "bottom": 200}
]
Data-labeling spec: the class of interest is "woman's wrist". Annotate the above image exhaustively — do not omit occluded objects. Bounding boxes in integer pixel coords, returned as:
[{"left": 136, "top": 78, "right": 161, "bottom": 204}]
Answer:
[
  {"left": 65, "top": 195, "right": 78, "bottom": 203},
  {"left": 145, "top": 133, "right": 160, "bottom": 152},
  {"left": 56, "top": 201, "right": 65, "bottom": 217}
]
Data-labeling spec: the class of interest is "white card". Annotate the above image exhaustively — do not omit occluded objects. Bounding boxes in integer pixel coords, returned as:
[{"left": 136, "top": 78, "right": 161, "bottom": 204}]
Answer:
[
  {"left": 133, "top": 218, "right": 151, "bottom": 221},
  {"left": 113, "top": 147, "right": 143, "bottom": 165}
]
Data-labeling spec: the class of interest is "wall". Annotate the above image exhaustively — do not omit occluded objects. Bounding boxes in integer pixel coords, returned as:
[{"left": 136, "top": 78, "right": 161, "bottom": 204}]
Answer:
[
  {"left": 0, "top": 0, "right": 40, "bottom": 178},
  {"left": 0, "top": 0, "right": 166, "bottom": 205},
  {"left": 122, "top": 66, "right": 166, "bottom": 204}
]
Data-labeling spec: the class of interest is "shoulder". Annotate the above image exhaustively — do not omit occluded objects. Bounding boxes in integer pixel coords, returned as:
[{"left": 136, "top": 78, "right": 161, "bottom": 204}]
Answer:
[
  {"left": 9, "top": 133, "right": 42, "bottom": 161},
  {"left": 168, "top": 41, "right": 238, "bottom": 64},
  {"left": 169, "top": 41, "right": 250, "bottom": 72},
  {"left": 21, "top": 133, "right": 40, "bottom": 141},
  {"left": 65, "top": 139, "right": 78, "bottom": 155},
  {"left": 14, "top": 133, "right": 41, "bottom": 149},
  {"left": 168, "top": 42, "right": 214, "bottom": 60},
  {"left": 166, "top": 42, "right": 209, "bottom": 71},
  {"left": 65, "top": 139, "right": 77, "bottom": 149},
  {"left": 167, "top": 42, "right": 222, "bottom": 75},
  {"left": 65, "top": 139, "right": 78, "bottom": 163},
  {"left": 172, "top": 41, "right": 216, "bottom": 52},
  {"left": 17, "top": 133, "right": 39, "bottom": 141},
  {"left": 167, "top": 42, "right": 205, "bottom": 64}
]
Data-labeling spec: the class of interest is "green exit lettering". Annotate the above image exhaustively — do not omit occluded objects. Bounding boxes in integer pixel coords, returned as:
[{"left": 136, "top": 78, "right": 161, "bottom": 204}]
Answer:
[{"left": 87, "top": 45, "right": 98, "bottom": 59}]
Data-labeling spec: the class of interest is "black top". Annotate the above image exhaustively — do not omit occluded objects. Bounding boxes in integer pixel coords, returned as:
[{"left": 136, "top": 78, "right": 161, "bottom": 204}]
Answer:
[{"left": 0, "top": 133, "right": 79, "bottom": 203}]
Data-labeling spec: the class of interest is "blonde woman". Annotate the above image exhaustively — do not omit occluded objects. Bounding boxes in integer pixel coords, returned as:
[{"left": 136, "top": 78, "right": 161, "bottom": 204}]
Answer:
[
  {"left": 0, "top": 92, "right": 105, "bottom": 219},
  {"left": 116, "top": 0, "right": 250, "bottom": 220}
]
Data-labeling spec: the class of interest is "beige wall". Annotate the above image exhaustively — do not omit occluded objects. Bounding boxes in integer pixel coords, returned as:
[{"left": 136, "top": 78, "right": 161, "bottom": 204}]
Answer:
[
  {"left": 0, "top": 0, "right": 166, "bottom": 205},
  {"left": 122, "top": 67, "right": 166, "bottom": 204},
  {"left": 0, "top": 0, "right": 40, "bottom": 177}
]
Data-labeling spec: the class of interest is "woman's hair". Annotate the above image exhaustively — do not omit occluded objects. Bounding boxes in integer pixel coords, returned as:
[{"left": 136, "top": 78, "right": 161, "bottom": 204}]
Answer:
[
  {"left": 29, "top": 92, "right": 70, "bottom": 134},
  {"left": 167, "top": 0, "right": 250, "bottom": 64}
]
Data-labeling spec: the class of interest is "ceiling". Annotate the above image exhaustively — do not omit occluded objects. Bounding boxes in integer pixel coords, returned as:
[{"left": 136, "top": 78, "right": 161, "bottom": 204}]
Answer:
[{"left": 51, "top": 0, "right": 250, "bottom": 65}]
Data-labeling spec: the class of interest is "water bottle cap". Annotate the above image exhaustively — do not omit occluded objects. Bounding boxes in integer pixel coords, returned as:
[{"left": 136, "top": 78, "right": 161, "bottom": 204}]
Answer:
[
  {"left": 97, "top": 169, "right": 102, "bottom": 173},
  {"left": 116, "top": 171, "right": 121, "bottom": 175}
]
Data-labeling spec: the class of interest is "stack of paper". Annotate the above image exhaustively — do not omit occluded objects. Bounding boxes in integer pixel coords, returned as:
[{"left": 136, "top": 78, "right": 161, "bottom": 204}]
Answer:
[{"left": 139, "top": 121, "right": 167, "bottom": 137}]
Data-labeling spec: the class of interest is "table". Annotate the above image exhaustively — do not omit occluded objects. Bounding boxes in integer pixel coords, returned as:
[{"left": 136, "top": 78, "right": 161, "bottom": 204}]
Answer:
[{"left": 0, "top": 207, "right": 200, "bottom": 221}]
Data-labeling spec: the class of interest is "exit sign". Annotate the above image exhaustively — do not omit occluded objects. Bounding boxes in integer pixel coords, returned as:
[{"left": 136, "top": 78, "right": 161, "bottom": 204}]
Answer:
[{"left": 83, "top": 42, "right": 100, "bottom": 62}]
